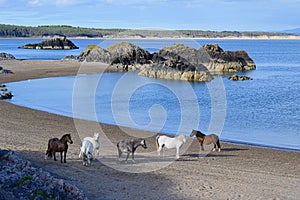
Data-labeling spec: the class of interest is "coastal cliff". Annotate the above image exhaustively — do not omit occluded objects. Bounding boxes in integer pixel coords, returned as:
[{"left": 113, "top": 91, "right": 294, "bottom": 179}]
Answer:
[
  {"left": 65, "top": 42, "right": 255, "bottom": 82},
  {"left": 18, "top": 36, "right": 79, "bottom": 50}
]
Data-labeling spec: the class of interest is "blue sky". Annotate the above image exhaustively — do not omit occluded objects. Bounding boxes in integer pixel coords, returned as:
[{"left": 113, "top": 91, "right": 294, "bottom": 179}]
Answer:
[{"left": 0, "top": 0, "right": 299, "bottom": 31}]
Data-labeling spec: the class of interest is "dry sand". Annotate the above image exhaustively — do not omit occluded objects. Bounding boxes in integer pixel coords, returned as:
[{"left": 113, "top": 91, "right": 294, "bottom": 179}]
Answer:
[{"left": 0, "top": 59, "right": 299, "bottom": 199}]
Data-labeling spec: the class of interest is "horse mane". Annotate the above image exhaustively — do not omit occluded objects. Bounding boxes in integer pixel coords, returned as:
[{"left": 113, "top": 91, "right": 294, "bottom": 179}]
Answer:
[
  {"left": 60, "top": 133, "right": 70, "bottom": 140},
  {"left": 196, "top": 130, "right": 206, "bottom": 137},
  {"left": 93, "top": 133, "right": 99, "bottom": 142},
  {"left": 176, "top": 135, "right": 186, "bottom": 142}
]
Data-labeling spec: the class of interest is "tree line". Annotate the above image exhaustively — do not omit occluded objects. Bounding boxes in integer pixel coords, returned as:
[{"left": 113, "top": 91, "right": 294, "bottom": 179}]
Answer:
[{"left": 0, "top": 24, "right": 295, "bottom": 38}]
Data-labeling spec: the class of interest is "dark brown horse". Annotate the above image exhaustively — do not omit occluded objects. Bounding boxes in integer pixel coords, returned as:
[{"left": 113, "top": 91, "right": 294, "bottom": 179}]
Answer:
[
  {"left": 45, "top": 133, "right": 73, "bottom": 163},
  {"left": 190, "top": 130, "right": 221, "bottom": 152}
]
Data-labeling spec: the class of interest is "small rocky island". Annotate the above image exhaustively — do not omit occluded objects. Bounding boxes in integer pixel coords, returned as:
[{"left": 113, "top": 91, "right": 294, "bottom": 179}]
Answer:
[
  {"left": 64, "top": 42, "right": 255, "bottom": 82},
  {"left": 18, "top": 36, "right": 79, "bottom": 50},
  {"left": 228, "top": 74, "right": 253, "bottom": 81}
]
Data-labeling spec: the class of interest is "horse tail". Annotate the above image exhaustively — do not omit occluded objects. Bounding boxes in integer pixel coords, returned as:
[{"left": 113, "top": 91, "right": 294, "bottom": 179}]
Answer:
[
  {"left": 156, "top": 135, "right": 160, "bottom": 151},
  {"left": 45, "top": 139, "right": 53, "bottom": 158}
]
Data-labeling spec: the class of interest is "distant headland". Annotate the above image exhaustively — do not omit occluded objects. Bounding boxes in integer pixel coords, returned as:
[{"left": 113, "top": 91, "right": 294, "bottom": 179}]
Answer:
[{"left": 0, "top": 24, "right": 299, "bottom": 39}]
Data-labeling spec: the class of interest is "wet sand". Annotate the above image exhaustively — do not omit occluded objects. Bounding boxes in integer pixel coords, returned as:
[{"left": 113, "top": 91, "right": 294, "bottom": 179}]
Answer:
[{"left": 0, "top": 59, "right": 299, "bottom": 199}]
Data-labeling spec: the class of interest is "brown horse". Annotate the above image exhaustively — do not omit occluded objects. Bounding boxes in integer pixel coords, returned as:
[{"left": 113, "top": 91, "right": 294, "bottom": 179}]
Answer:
[
  {"left": 45, "top": 133, "right": 73, "bottom": 163},
  {"left": 190, "top": 130, "right": 221, "bottom": 152}
]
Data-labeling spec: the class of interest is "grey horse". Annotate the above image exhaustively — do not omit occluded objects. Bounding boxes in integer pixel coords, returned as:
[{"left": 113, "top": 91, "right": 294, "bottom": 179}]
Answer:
[{"left": 117, "top": 138, "right": 147, "bottom": 162}]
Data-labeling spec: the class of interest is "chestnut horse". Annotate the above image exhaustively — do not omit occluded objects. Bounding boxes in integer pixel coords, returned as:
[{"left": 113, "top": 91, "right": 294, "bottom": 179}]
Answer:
[
  {"left": 45, "top": 133, "right": 73, "bottom": 163},
  {"left": 190, "top": 130, "right": 221, "bottom": 152}
]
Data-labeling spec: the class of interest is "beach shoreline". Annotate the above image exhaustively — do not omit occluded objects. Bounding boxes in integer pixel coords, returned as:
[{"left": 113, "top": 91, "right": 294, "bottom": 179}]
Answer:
[{"left": 0, "top": 59, "right": 299, "bottom": 199}]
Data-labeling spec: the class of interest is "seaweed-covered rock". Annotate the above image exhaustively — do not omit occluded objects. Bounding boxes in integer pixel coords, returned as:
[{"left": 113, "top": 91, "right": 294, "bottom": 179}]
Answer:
[
  {"left": 108, "top": 42, "right": 152, "bottom": 65},
  {"left": 0, "top": 66, "right": 13, "bottom": 74},
  {"left": 228, "top": 74, "right": 253, "bottom": 81},
  {"left": 18, "top": 36, "right": 79, "bottom": 50},
  {"left": 0, "top": 52, "right": 15, "bottom": 60},
  {"left": 139, "top": 58, "right": 213, "bottom": 82},
  {"left": 0, "top": 91, "right": 13, "bottom": 99},
  {"left": 76, "top": 44, "right": 111, "bottom": 63}
]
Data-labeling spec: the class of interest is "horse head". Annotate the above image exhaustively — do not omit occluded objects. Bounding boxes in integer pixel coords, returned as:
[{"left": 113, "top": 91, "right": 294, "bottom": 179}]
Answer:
[
  {"left": 62, "top": 133, "right": 73, "bottom": 144},
  {"left": 140, "top": 139, "right": 147, "bottom": 149},
  {"left": 190, "top": 130, "right": 206, "bottom": 138},
  {"left": 190, "top": 130, "right": 198, "bottom": 137}
]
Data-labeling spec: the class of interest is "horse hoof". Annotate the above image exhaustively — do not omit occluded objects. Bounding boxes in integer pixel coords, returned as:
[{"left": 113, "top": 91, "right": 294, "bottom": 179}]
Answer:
[
  {"left": 212, "top": 148, "right": 216, "bottom": 152},
  {"left": 218, "top": 149, "right": 221, "bottom": 152}
]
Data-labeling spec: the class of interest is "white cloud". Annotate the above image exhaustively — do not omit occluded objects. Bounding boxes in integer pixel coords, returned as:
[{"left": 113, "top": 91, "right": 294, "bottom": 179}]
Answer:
[{"left": 28, "top": 0, "right": 79, "bottom": 6}]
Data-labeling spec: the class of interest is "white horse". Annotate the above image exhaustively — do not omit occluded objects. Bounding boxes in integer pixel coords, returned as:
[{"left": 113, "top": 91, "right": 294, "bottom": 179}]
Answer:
[
  {"left": 156, "top": 135, "right": 186, "bottom": 159},
  {"left": 79, "top": 133, "right": 100, "bottom": 160},
  {"left": 81, "top": 140, "right": 94, "bottom": 166}
]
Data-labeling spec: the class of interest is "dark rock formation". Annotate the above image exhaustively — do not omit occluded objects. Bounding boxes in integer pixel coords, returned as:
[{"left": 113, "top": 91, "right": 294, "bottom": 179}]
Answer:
[
  {"left": 18, "top": 36, "right": 79, "bottom": 50},
  {"left": 108, "top": 42, "right": 152, "bottom": 70},
  {"left": 0, "top": 52, "right": 15, "bottom": 60},
  {"left": 76, "top": 44, "right": 111, "bottom": 63},
  {"left": 0, "top": 91, "right": 13, "bottom": 99},
  {"left": 65, "top": 42, "right": 255, "bottom": 82},
  {"left": 201, "top": 44, "right": 256, "bottom": 72},
  {"left": 228, "top": 74, "right": 253, "bottom": 81},
  {"left": 71, "top": 42, "right": 152, "bottom": 70},
  {"left": 156, "top": 43, "right": 256, "bottom": 73},
  {"left": 0, "top": 149, "right": 87, "bottom": 200},
  {"left": 0, "top": 84, "right": 13, "bottom": 99},
  {"left": 0, "top": 66, "right": 13, "bottom": 74},
  {"left": 139, "top": 63, "right": 212, "bottom": 82}
]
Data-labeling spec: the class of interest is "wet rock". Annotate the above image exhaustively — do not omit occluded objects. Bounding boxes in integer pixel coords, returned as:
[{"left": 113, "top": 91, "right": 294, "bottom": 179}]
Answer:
[
  {"left": 228, "top": 74, "right": 253, "bottom": 81},
  {"left": 0, "top": 150, "right": 88, "bottom": 200},
  {"left": 0, "top": 52, "right": 15, "bottom": 60}
]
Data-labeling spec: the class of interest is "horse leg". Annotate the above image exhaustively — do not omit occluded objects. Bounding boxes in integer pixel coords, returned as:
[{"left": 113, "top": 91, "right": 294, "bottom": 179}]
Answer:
[
  {"left": 63, "top": 151, "right": 67, "bottom": 163},
  {"left": 176, "top": 147, "right": 180, "bottom": 159},
  {"left": 60, "top": 152, "right": 63, "bottom": 163},
  {"left": 217, "top": 140, "right": 221, "bottom": 152},
  {"left": 118, "top": 148, "right": 122, "bottom": 161},
  {"left": 201, "top": 143, "right": 204, "bottom": 151},
  {"left": 157, "top": 146, "right": 162, "bottom": 156},
  {"left": 132, "top": 151, "right": 135, "bottom": 163},
  {"left": 125, "top": 153, "right": 130, "bottom": 162},
  {"left": 212, "top": 143, "right": 216, "bottom": 152},
  {"left": 53, "top": 152, "right": 57, "bottom": 161}
]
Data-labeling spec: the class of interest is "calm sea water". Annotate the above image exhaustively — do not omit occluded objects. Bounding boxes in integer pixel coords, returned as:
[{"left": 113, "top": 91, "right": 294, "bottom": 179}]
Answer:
[{"left": 2, "top": 39, "right": 300, "bottom": 151}]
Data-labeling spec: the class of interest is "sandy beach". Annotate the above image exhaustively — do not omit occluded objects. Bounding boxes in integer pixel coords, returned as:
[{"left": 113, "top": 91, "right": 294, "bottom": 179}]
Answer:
[{"left": 0, "top": 59, "right": 299, "bottom": 199}]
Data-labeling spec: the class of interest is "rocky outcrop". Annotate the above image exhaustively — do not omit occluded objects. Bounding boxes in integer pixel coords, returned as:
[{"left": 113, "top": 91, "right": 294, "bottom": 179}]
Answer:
[
  {"left": 0, "top": 149, "right": 87, "bottom": 200},
  {"left": 228, "top": 74, "right": 253, "bottom": 81},
  {"left": 157, "top": 43, "right": 256, "bottom": 73},
  {"left": 0, "top": 52, "right": 15, "bottom": 60},
  {"left": 0, "top": 84, "right": 13, "bottom": 99},
  {"left": 75, "top": 44, "right": 111, "bottom": 62},
  {"left": 18, "top": 36, "right": 79, "bottom": 50},
  {"left": 201, "top": 44, "right": 256, "bottom": 72},
  {"left": 66, "top": 42, "right": 255, "bottom": 82},
  {"left": 0, "top": 66, "right": 13, "bottom": 74},
  {"left": 108, "top": 42, "right": 152, "bottom": 70},
  {"left": 139, "top": 55, "right": 213, "bottom": 82},
  {"left": 71, "top": 42, "right": 152, "bottom": 71}
]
